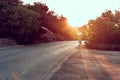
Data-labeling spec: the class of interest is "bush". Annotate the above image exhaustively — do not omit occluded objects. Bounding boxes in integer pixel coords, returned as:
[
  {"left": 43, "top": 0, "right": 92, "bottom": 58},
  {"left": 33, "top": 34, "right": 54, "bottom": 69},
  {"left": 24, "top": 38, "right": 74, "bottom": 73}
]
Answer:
[
  {"left": 86, "top": 10, "right": 120, "bottom": 44},
  {"left": 0, "top": 1, "right": 41, "bottom": 44}
]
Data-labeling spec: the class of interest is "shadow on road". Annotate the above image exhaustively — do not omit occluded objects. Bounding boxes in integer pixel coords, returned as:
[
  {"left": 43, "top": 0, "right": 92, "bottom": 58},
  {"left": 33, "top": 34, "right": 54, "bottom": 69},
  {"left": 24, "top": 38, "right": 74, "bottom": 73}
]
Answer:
[{"left": 50, "top": 48, "right": 120, "bottom": 80}]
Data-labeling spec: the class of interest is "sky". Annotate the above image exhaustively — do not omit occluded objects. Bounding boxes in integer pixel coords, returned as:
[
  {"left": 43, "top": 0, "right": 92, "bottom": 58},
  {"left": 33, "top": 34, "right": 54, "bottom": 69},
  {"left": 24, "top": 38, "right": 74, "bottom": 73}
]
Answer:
[{"left": 22, "top": 0, "right": 120, "bottom": 27}]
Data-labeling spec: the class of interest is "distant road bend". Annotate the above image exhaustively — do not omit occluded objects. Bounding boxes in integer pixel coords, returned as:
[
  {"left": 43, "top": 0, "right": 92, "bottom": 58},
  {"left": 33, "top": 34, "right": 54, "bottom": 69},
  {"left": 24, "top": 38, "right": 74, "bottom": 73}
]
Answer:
[{"left": 0, "top": 41, "right": 78, "bottom": 80}]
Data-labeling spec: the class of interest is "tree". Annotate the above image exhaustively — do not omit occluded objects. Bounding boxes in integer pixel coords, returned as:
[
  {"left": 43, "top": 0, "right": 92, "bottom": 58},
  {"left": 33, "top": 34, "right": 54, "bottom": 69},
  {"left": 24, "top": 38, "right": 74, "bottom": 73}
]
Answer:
[
  {"left": 1, "top": 0, "right": 23, "bottom": 6},
  {"left": 26, "top": 2, "right": 75, "bottom": 40},
  {"left": 0, "top": 1, "right": 75, "bottom": 45},
  {"left": 86, "top": 10, "right": 120, "bottom": 44},
  {"left": 0, "top": 1, "right": 41, "bottom": 44}
]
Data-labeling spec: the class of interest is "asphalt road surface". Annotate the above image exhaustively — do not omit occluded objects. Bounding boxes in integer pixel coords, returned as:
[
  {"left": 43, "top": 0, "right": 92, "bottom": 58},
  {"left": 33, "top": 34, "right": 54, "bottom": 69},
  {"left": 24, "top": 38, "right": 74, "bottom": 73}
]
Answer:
[
  {"left": 50, "top": 48, "right": 120, "bottom": 80},
  {"left": 0, "top": 41, "right": 78, "bottom": 80},
  {"left": 0, "top": 41, "right": 120, "bottom": 80}
]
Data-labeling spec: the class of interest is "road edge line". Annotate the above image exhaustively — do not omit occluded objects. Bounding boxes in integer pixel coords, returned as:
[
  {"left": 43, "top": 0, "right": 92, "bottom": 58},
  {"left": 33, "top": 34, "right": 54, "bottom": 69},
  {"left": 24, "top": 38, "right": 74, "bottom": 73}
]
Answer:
[{"left": 44, "top": 48, "right": 77, "bottom": 80}]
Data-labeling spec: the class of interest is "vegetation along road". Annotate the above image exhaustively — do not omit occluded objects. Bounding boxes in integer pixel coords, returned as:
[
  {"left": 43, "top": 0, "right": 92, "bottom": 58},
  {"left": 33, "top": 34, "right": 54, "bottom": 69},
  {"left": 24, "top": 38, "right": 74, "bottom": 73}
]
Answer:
[{"left": 0, "top": 41, "right": 120, "bottom": 80}]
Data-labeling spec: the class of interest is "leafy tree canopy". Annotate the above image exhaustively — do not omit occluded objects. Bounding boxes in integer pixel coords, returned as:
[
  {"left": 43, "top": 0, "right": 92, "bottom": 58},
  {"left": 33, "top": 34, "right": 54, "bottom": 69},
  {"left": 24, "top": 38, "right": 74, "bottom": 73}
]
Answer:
[{"left": 82, "top": 10, "right": 120, "bottom": 44}]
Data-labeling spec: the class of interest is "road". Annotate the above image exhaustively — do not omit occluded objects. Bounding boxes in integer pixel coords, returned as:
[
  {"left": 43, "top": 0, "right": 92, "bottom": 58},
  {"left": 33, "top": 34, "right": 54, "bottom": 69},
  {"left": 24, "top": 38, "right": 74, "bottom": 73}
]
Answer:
[
  {"left": 0, "top": 41, "right": 120, "bottom": 80},
  {"left": 0, "top": 41, "right": 78, "bottom": 80},
  {"left": 50, "top": 45, "right": 120, "bottom": 80}
]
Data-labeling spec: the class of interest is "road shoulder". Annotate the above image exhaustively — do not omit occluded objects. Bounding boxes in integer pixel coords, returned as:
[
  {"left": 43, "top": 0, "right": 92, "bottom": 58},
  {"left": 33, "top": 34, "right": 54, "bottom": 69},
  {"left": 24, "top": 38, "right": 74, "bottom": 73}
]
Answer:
[{"left": 50, "top": 49, "right": 120, "bottom": 80}]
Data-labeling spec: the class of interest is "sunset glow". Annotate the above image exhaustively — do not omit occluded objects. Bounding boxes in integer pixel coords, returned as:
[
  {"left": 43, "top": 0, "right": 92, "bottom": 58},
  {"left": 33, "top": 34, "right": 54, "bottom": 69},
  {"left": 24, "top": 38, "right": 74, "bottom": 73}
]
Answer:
[{"left": 22, "top": 0, "right": 120, "bottom": 27}]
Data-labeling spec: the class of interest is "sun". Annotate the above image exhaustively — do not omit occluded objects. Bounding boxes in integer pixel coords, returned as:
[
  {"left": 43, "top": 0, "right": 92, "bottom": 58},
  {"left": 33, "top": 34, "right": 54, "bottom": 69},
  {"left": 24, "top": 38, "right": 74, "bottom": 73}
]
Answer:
[
  {"left": 67, "top": 17, "right": 83, "bottom": 28},
  {"left": 68, "top": 20, "right": 79, "bottom": 28}
]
